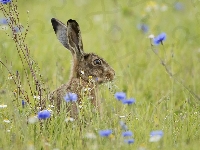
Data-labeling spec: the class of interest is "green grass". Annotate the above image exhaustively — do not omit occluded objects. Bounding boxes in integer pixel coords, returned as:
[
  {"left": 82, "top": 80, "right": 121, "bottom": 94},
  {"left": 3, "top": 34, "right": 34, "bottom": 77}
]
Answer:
[{"left": 0, "top": 0, "right": 200, "bottom": 149}]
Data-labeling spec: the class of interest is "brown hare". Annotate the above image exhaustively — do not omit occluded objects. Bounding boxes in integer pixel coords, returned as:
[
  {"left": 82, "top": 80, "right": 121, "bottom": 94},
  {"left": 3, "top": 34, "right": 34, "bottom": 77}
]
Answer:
[{"left": 49, "top": 18, "right": 115, "bottom": 117}]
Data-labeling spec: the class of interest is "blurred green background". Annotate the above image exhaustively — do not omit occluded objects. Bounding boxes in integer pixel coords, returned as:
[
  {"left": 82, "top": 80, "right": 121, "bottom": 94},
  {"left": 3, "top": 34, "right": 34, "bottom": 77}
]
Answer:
[{"left": 0, "top": 0, "right": 200, "bottom": 149}]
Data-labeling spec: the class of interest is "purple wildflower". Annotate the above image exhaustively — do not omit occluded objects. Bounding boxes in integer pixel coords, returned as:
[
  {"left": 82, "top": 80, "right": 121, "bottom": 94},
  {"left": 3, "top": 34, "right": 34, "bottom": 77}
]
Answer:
[
  {"left": 124, "top": 139, "right": 134, "bottom": 144},
  {"left": 99, "top": 129, "right": 112, "bottom": 137},
  {"left": 64, "top": 92, "right": 78, "bottom": 102},
  {"left": 122, "top": 98, "right": 136, "bottom": 105},
  {"left": 37, "top": 110, "right": 51, "bottom": 119},
  {"left": 115, "top": 92, "right": 126, "bottom": 101},
  {"left": 122, "top": 131, "right": 133, "bottom": 137},
  {"left": 153, "top": 32, "right": 166, "bottom": 45},
  {"left": 0, "top": 0, "right": 11, "bottom": 4}
]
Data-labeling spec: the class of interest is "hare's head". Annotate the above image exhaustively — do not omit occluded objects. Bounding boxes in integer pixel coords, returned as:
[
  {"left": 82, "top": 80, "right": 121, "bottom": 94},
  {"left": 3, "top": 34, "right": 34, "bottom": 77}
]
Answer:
[{"left": 51, "top": 18, "right": 115, "bottom": 84}]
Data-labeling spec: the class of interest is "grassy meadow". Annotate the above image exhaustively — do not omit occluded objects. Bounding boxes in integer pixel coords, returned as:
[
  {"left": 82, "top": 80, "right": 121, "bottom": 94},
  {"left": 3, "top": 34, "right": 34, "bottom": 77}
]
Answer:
[{"left": 0, "top": 0, "right": 200, "bottom": 149}]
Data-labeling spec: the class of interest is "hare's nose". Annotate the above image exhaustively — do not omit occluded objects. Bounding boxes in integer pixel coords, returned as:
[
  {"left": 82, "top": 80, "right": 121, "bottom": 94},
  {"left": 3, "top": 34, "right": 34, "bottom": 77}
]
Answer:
[
  {"left": 110, "top": 69, "right": 115, "bottom": 76},
  {"left": 107, "top": 70, "right": 115, "bottom": 80},
  {"left": 113, "top": 71, "right": 115, "bottom": 76}
]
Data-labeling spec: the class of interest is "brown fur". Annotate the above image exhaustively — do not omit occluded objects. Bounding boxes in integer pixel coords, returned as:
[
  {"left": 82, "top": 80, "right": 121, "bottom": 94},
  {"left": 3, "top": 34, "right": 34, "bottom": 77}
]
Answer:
[{"left": 49, "top": 18, "right": 115, "bottom": 117}]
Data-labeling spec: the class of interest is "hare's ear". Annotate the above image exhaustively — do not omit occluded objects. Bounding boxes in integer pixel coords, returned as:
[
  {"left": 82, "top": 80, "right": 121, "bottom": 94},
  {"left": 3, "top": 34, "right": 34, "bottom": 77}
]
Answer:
[
  {"left": 67, "top": 19, "right": 84, "bottom": 58},
  {"left": 51, "top": 18, "right": 71, "bottom": 50}
]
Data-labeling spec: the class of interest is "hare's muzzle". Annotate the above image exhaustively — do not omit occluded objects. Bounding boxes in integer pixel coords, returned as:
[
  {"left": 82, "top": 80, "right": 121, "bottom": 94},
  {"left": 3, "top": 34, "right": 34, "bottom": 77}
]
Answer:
[{"left": 105, "top": 69, "right": 115, "bottom": 81}]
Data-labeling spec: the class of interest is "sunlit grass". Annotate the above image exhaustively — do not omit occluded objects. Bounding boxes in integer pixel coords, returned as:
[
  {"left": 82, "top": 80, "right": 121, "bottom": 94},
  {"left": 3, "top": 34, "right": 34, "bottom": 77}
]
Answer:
[{"left": 0, "top": 0, "right": 200, "bottom": 149}]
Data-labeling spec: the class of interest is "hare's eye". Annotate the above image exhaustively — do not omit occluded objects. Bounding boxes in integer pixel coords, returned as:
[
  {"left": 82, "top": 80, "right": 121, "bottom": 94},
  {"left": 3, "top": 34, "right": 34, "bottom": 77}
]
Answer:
[{"left": 93, "top": 59, "right": 102, "bottom": 65}]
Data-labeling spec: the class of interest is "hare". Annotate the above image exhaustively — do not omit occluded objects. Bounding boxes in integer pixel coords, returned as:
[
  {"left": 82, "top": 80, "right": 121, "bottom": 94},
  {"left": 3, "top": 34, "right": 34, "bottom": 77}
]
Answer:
[{"left": 49, "top": 18, "right": 115, "bottom": 116}]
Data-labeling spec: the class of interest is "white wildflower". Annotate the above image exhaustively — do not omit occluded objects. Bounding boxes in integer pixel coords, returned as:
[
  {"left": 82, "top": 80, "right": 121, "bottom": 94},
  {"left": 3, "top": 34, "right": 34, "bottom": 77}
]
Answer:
[
  {"left": 149, "top": 135, "right": 162, "bottom": 142},
  {"left": 3, "top": 119, "right": 10, "bottom": 123},
  {"left": 85, "top": 132, "right": 96, "bottom": 139},
  {"left": 65, "top": 117, "right": 75, "bottom": 122},
  {"left": 0, "top": 25, "right": 8, "bottom": 30},
  {"left": 148, "top": 34, "right": 154, "bottom": 39},
  {"left": 48, "top": 105, "right": 55, "bottom": 108},
  {"left": 84, "top": 88, "right": 91, "bottom": 92},
  {"left": 80, "top": 70, "right": 84, "bottom": 75},
  {"left": 149, "top": 130, "right": 163, "bottom": 142},
  {"left": 160, "top": 5, "right": 168, "bottom": 12},
  {"left": 33, "top": 95, "right": 40, "bottom": 100},
  {"left": 0, "top": 104, "right": 7, "bottom": 108},
  {"left": 119, "top": 115, "right": 126, "bottom": 118},
  {"left": 28, "top": 116, "right": 38, "bottom": 124}
]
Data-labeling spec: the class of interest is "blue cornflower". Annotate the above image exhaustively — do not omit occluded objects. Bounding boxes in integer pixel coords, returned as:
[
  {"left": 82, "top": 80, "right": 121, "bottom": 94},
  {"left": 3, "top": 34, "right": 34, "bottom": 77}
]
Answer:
[
  {"left": 37, "top": 110, "right": 51, "bottom": 119},
  {"left": 0, "top": 0, "right": 11, "bottom": 4},
  {"left": 64, "top": 92, "right": 78, "bottom": 102},
  {"left": 124, "top": 139, "right": 134, "bottom": 144},
  {"left": 13, "top": 26, "right": 23, "bottom": 33},
  {"left": 115, "top": 92, "right": 126, "bottom": 101},
  {"left": 122, "top": 98, "right": 136, "bottom": 105},
  {"left": 99, "top": 129, "right": 112, "bottom": 137},
  {"left": 13, "top": 26, "right": 19, "bottom": 33},
  {"left": 149, "top": 130, "right": 164, "bottom": 142},
  {"left": 122, "top": 131, "right": 133, "bottom": 137},
  {"left": 22, "top": 100, "right": 26, "bottom": 107},
  {"left": 0, "top": 18, "right": 9, "bottom": 25},
  {"left": 137, "top": 23, "right": 149, "bottom": 33},
  {"left": 150, "top": 130, "right": 163, "bottom": 136},
  {"left": 153, "top": 33, "right": 166, "bottom": 45},
  {"left": 120, "top": 121, "right": 128, "bottom": 131},
  {"left": 174, "top": 2, "right": 184, "bottom": 11}
]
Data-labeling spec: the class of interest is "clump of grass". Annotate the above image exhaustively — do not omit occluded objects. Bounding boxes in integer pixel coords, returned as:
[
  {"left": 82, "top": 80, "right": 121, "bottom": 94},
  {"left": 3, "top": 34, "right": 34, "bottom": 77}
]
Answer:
[
  {"left": 149, "top": 32, "right": 200, "bottom": 101},
  {"left": 0, "top": 0, "right": 47, "bottom": 111}
]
